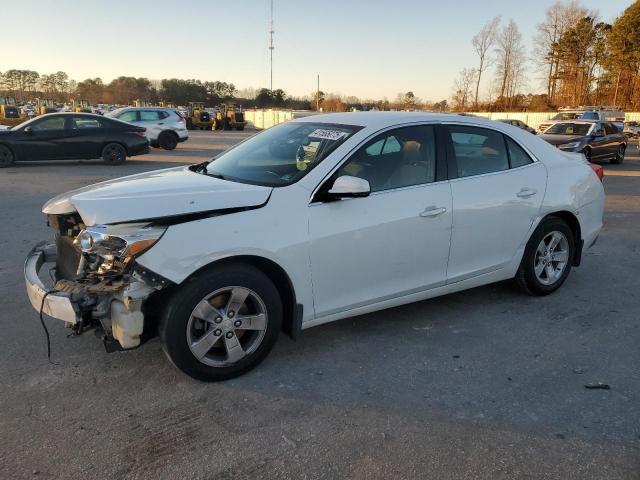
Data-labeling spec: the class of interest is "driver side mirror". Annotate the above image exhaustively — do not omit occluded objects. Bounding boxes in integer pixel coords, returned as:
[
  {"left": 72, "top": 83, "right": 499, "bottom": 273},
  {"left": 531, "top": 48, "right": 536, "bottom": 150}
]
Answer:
[
  {"left": 23, "top": 126, "right": 33, "bottom": 134},
  {"left": 327, "top": 175, "right": 370, "bottom": 199}
]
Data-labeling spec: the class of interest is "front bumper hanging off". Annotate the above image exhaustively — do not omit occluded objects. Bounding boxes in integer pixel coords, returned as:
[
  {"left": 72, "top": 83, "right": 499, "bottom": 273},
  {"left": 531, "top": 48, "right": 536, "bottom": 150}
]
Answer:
[
  {"left": 24, "top": 242, "right": 79, "bottom": 325},
  {"left": 24, "top": 242, "right": 162, "bottom": 350}
]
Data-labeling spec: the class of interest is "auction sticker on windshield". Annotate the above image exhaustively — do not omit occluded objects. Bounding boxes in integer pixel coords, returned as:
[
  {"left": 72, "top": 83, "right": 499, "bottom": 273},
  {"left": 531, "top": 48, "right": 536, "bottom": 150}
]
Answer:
[{"left": 309, "top": 129, "right": 347, "bottom": 141}]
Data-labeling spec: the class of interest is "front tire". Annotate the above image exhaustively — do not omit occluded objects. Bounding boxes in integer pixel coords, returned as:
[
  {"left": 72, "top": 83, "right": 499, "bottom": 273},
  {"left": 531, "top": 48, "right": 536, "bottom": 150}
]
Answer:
[
  {"left": 160, "top": 264, "right": 282, "bottom": 381},
  {"left": 515, "top": 217, "right": 575, "bottom": 296},
  {"left": 102, "top": 143, "right": 126, "bottom": 165},
  {"left": 0, "top": 144, "right": 15, "bottom": 167}
]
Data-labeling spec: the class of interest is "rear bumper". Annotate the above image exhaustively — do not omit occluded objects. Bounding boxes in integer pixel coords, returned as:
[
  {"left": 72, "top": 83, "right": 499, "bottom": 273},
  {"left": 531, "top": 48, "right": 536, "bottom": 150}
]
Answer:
[
  {"left": 24, "top": 242, "right": 78, "bottom": 325},
  {"left": 130, "top": 143, "right": 150, "bottom": 156}
]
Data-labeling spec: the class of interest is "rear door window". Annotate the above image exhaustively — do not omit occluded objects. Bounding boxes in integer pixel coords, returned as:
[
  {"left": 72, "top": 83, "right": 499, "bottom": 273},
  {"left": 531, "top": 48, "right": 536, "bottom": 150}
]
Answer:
[
  {"left": 603, "top": 123, "right": 618, "bottom": 135},
  {"left": 447, "top": 126, "right": 509, "bottom": 178},
  {"left": 70, "top": 116, "right": 103, "bottom": 129},
  {"left": 140, "top": 110, "right": 162, "bottom": 121}
]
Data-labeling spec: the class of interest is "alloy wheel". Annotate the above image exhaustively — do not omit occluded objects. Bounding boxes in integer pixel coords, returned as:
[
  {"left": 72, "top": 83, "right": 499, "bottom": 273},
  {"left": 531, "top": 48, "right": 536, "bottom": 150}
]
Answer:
[
  {"left": 186, "top": 286, "right": 268, "bottom": 367},
  {"left": 534, "top": 231, "right": 570, "bottom": 285},
  {"left": 104, "top": 145, "right": 123, "bottom": 163}
]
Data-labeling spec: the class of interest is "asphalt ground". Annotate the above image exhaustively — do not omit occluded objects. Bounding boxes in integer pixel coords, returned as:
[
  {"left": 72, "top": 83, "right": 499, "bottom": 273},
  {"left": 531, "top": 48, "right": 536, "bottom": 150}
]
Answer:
[{"left": 1, "top": 130, "right": 639, "bottom": 479}]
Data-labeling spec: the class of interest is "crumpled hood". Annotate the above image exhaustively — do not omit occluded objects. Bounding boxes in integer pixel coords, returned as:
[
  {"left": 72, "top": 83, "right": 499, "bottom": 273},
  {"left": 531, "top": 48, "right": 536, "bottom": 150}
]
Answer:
[
  {"left": 42, "top": 166, "right": 273, "bottom": 225},
  {"left": 539, "top": 134, "right": 586, "bottom": 146}
]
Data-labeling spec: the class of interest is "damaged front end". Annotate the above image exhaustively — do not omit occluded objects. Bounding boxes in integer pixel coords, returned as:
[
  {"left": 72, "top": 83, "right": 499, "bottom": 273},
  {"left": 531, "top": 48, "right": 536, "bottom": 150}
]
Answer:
[{"left": 25, "top": 212, "right": 172, "bottom": 351}]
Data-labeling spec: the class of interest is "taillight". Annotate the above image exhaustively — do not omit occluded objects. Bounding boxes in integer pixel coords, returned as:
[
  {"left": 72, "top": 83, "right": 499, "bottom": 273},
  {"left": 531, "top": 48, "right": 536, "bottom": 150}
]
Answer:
[
  {"left": 589, "top": 163, "right": 604, "bottom": 182},
  {"left": 133, "top": 131, "right": 146, "bottom": 137},
  {"left": 177, "top": 116, "right": 185, "bottom": 123}
]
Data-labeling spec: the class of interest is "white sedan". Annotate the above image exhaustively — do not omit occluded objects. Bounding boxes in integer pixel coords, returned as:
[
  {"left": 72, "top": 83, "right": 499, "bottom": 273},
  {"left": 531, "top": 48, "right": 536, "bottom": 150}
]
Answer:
[{"left": 25, "top": 112, "right": 604, "bottom": 381}]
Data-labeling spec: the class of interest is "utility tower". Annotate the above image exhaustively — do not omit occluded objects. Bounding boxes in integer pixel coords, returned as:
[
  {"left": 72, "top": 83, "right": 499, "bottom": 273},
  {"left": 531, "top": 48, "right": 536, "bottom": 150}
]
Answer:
[{"left": 269, "top": 0, "right": 274, "bottom": 92}]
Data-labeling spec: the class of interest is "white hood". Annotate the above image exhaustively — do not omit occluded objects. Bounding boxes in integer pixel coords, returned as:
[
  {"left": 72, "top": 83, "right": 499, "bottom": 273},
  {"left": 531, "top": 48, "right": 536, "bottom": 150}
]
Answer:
[{"left": 43, "top": 166, "right": 273, "bottom": 225}]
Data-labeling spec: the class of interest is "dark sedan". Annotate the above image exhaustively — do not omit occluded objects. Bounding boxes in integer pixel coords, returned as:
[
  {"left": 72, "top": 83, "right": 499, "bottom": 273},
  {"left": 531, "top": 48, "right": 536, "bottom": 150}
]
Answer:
[
  {"left": 539, "top": 120, "right": 627, "bottom": 164},
  {"left": 0, "top": 112, "right": 149, "bottom": 167},
  {"left": 496, "top": 118, "right": 537, "bottom": 134}
]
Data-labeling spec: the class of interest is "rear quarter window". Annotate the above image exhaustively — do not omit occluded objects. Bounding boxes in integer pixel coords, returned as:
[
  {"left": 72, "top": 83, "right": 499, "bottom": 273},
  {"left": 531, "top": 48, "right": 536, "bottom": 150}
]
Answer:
[{"left": 505, "top": 137, "right": 533, "bottom": 168}]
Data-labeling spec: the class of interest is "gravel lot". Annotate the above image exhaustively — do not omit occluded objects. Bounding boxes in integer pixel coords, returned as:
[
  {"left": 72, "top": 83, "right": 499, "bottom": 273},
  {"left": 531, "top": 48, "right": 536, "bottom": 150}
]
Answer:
[{"left": 1, "top": 130, "right": 639, "bottom": 479}]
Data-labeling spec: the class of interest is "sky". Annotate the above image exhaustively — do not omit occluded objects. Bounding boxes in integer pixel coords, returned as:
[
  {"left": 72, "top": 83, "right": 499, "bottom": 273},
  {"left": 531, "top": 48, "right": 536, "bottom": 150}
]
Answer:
[{"left": 0, "top": 0, "right": 632, "bottom": 101}]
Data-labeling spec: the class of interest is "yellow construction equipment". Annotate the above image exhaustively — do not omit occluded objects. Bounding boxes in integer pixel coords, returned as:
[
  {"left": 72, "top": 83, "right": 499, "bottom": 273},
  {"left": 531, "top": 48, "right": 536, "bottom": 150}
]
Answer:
[
  {"left": 186, "top": 102, "right": 213, "bottom": 130},
  {"left": 0, "top": 97, "right": 24, "bottom": 127},
  {"left": 133, "top": 99, "right": 153, "bottom": 107},
  {"left": 36, "top": 98, "right": 57, "bottom": 115},
  {"left": 72, "top": 99, "right": 91, "bottom": 113},
  {"left": 213, "top": 103, "right": 247, "bottom": 131}
]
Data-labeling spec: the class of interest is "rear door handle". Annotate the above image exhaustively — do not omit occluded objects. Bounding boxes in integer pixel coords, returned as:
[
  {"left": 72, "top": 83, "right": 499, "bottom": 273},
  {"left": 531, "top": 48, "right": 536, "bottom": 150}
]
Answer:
[
  {"left": 420, "top": 206, "right": 447, "bottom": 218},
  {"left": 517, "top": 188, "right": 537, "bottom": 198}
]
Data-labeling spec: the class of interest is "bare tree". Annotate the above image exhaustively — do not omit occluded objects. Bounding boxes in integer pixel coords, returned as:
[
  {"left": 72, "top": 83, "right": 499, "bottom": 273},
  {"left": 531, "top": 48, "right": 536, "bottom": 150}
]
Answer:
[
  {"left": 533, "top": 1, "right": 590, "bottom": 103},
  {"left": 451, "top": 68, "right": 477, "bottom": 111},
  {"left": 495, "top": 19, "right": 526, "bottom": 108},
  {"left": 472, "top": 16, "right": 500, "bottom": 109}
]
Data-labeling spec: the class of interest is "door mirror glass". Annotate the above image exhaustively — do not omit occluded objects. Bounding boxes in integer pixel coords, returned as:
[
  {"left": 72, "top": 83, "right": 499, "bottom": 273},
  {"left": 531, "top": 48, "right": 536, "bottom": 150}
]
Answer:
[
  {"left": 328, "top": 175, "right": 370, "bottom": 198},
  {"left": 23, "top": 126, "right": 32, "bottom": 134}
]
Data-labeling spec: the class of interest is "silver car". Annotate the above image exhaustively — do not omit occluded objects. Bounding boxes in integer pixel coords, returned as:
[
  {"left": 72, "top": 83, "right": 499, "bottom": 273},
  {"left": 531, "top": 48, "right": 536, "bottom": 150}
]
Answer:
[{"left": 107, "top": 107, "right": 188, "bottom": 150}]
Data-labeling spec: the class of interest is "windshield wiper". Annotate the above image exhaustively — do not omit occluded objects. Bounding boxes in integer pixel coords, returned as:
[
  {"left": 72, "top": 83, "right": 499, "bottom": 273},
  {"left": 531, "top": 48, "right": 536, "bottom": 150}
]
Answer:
[{"left": 191, "top": 160, "right": 210, "bottom": 173}]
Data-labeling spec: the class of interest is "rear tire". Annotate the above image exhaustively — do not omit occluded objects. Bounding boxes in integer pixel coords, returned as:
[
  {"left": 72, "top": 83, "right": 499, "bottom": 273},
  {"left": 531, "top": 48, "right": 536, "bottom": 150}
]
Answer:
[
  {"left": 610, "top": 144, "right": 625, "bottom": 164},
  {"left": 582, "top": 146, "right": 592, "bottom": 162},
  {"left": 0, "top": 145, "right": 14, "bottom": 167},
  {"left": 515, "top": 217, "right": 575, "bottom": 296},
  {"left": 158, "top": 131, "right": 178, "bottom": 150},
  {"left": 101, "top": 143, "right": 126, "bottom": 165},
  {"left": 160, "top": 264, "right": 282, "bottom": 381}
]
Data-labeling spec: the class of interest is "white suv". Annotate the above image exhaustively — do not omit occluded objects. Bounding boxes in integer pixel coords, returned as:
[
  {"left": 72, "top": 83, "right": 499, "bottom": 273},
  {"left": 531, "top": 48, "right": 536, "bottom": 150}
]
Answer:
[{"left": 107, "top": 107, "right": 188, "bottom": 150}]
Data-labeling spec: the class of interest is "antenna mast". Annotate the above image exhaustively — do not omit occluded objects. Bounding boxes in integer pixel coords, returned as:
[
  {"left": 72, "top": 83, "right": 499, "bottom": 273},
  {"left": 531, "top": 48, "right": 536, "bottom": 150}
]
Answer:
[{"left": 269, "top": 0, "right": 274, "bottom": 92}]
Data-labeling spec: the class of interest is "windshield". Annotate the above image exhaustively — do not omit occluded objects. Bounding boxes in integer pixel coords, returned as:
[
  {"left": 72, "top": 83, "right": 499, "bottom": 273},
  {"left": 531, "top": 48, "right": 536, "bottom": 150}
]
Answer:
[
  {"left": 579, "top": 112, "right": 599, "bottom": 120},
  {"left": 545, "top": 122, "right": 592, "bottom": 136},
  {"left": 205, "top": 122, "right": 362, "bottom": 186},
  {"left": 10, "top": 115, "right": 42, "bottom": 131},
  {"left": 552, "top": 112, "right": 580, "bottom": 121}
]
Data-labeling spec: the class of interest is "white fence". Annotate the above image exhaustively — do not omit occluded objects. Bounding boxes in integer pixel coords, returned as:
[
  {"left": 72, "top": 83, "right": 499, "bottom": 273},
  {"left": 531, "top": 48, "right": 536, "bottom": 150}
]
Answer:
[{"left": 244, "top": 109, "right": 640, "bottom": 130}]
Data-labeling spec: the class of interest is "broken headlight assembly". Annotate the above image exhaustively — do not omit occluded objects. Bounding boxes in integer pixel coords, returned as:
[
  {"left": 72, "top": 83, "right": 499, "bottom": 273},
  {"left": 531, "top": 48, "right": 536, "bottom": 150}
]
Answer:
[{"left": 74, "top": 223, "right": 166, "bottom": 276}]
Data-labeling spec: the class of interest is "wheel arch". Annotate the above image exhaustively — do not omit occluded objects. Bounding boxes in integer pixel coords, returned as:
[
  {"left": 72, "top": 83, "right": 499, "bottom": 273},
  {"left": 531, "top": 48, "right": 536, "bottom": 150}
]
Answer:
[
  {"left": 542, "top": 211, "right": 582, "bottom": 266},
  {"left": 0, "top": 142, "right": 17, "bottom": 161},
  {"left": 180, "top": 254, "right": 302, "bottom": 340},
  {"left": 159, "top": 129, "right": 178, "bottom": 138}
]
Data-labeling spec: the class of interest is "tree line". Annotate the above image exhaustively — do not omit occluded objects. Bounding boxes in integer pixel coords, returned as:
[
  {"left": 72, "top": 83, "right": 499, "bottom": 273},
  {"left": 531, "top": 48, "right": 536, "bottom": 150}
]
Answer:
[{"left": 451, "top": 0, "right": 640, "bottom": 111}]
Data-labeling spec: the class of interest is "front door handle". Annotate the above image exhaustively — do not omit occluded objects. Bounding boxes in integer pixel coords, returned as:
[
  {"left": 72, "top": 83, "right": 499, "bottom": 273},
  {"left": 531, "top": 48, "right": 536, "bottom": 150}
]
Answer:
[
  {"left": 420, "top": 206, "right": 447, "bottom": 218},
  {"left": 517, "top": 188, "right": 537, "bottom": 198}
]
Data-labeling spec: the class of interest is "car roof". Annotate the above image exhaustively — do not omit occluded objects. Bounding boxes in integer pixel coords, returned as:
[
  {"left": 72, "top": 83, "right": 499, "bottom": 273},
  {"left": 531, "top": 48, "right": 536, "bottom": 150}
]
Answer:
[
  {"left": 552, "top": 119, "right": 597, "bottom": 124},
  {"left": 35, "top": 112, "right": 104, "bottom": 119},
  {"left": 292, "top": 111, "right": 512, "bottom": 129},
  {"left": 117, "top": 106, "right": 174, "bottom": 111}
]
